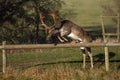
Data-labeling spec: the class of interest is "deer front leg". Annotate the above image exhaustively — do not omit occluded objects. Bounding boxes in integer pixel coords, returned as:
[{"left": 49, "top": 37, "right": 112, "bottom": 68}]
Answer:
[
  {"left": 58, "top": 36, "right": 65, "bottom": 42},
  {"left": 58, "top": 36, "right": 68, "bottom": 42},
  {"left": 58, "top": 31, "right": 69, "bottom": 42},
  {"left": 60, "top": 29, "right": 71, "bottom": 42},
  {"left": 61, "top": 36, "right": 68, "bottom": 42}
]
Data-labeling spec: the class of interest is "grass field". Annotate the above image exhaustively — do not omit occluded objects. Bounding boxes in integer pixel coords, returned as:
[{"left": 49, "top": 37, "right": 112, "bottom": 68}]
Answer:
[
  {"left": 60, "top": 0, "right": 114, "bottom": 26},
  {"left": 0, "top": 47, "right": 120, "bottom": 80}
]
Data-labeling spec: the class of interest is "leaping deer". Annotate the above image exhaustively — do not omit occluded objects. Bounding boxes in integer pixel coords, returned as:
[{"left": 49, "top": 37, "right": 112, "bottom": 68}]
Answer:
[{"left": 39, "top": 11, "right": 93, "bottom": 69}]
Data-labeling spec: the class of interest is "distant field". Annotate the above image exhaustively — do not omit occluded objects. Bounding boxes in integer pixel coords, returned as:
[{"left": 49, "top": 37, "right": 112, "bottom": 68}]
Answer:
[{"left": 61, "top": 0, "right": 114, "bottom": 26}]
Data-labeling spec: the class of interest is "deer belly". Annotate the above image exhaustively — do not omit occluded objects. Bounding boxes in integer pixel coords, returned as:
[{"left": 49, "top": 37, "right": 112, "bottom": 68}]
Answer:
[{"left": 68, "top": 33, "right": 82, "bottom": 41}]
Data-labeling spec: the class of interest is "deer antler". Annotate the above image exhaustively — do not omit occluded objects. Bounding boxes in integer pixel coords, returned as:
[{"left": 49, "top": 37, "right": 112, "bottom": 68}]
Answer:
[
  {"left": 38, "top": 10, "right": 58, "bottom": 36},
  {"left": 48, "top": 13, "right": 58, "bottom": 28},
  {"left": 39, "top": 12, "right": 50, "bottom": 30}
]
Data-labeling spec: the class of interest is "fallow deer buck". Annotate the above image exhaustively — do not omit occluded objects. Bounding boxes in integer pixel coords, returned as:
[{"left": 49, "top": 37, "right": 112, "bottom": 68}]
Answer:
[{"left": 39, "top": 12, "right": 93, "bottom": 69}]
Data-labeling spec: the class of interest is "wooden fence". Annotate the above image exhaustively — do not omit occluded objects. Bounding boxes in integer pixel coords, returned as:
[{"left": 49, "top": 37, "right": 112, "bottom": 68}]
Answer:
[
  {"left": 101, "top": 14, "right": 120, "bottom": 42},
  {"left": 0, "top": 42, "right": 120, "bottom": 73}
]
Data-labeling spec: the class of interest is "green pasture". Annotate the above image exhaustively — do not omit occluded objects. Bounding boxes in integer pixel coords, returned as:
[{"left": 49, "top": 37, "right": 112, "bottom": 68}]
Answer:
[
  {"left": 0, "top": 47, "right": 119, "bottom": 70},
  {"left": 0, "top": 47, "right": 120, "bottom": 80},
  {"left": 61, "top": 0, "right": 114, "bottom": 26}
]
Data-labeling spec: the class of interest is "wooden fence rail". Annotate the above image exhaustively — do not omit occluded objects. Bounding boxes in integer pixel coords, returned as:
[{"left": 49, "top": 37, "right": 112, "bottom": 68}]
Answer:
[
  {"left": 1, "top": 42, "right": 120, "bottom": 73},
  {"left": 1, "top": 42, "right": 120, "bottom": 49}
]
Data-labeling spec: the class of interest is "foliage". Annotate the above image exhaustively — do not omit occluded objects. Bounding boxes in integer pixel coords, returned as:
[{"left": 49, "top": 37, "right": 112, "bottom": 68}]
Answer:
[{"left": 0, "top": 0, "right": 63, "bottom": 44}]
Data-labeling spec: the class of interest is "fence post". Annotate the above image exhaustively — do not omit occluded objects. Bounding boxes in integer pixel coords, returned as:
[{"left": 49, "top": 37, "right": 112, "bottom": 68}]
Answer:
[
  {"left": 101, "top": 16, "right": 106, "bottom": 41},
  {"left": 117, "top": 14, "right": 120, "bottom": 42},
  {"left": 2, "top": 41, "right": 6, "bottom": 74},
  {"left": 105, "top": 46, "right": 109, "bottom": 71}
]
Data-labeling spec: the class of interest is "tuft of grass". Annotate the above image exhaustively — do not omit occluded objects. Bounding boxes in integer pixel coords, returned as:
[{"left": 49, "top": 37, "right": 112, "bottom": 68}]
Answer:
[{"left": 1, "top": 64, "right": 120, "bottom": 80}]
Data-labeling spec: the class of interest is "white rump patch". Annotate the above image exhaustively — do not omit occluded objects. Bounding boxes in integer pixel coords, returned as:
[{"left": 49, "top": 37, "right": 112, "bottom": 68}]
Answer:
[
  {"left": 79, "top": 42, "right": 85, "bottom": 49},
  {"left": 68, "top": 33, "right": 82, "bottom": 41},
  {"left": 80, "top": 47, "right": 85, "bottom": 49}
]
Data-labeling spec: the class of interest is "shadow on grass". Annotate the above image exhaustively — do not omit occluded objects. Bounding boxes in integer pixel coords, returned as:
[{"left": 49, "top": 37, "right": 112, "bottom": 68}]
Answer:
[
  {"left": 93, "top": 52, "right": 116, "bottom": 62},
  {"left": 21, "top": 52, "right": 120, "bottom": 70},
  {"left": 93, "top": 52, "right": 120, "bottom": 68},
  {"left": 34, "top": 52, "right": 116, "bottom": 66}
]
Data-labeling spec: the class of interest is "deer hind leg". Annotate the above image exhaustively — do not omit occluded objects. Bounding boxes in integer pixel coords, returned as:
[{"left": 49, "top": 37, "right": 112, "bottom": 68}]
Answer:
[
  {"left": 86, "top": 47, "right": 94, "bottom": 69},
  {"left": 80, "top": 47, "right": 86, "bottom": 68}
]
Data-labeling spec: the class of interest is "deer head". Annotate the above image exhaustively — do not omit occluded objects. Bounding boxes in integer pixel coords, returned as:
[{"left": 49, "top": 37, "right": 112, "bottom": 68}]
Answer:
[{"left": 39, "top": 11, "right": 58, "bottom": 42}]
